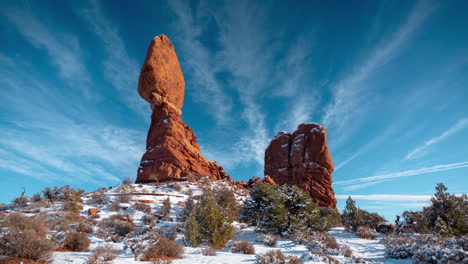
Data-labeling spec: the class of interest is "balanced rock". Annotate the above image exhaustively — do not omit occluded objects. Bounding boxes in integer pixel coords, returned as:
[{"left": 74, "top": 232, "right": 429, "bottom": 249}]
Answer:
[
  {"left": 136, "top": 35, "right": 230, "bottom": 183},
  {"left": 264, "top": 123, "right": 337, "bottom": 208}
]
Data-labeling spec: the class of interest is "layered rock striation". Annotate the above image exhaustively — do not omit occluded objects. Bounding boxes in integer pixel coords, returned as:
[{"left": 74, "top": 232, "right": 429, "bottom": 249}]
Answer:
[
  {"left": 264, "top": 123, "right": 337, "bottom": 208},
  {"left": 136, "top": 35, "right": 229, "bottom": 183}
]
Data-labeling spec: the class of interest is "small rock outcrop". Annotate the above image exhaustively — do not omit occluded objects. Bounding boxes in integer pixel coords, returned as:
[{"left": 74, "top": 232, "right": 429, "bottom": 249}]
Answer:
[
  {"left": 136, "top": 35, "right": 230, "bottom": 183},
  {"left": 264, "top": 123, "right": 337, "bottom": 208}
]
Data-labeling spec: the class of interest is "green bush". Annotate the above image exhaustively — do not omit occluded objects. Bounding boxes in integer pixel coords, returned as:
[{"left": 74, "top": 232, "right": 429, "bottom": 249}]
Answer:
[
  {"left": 241, "top": 183, "right": 327, "bottom": 235},
  {"left": 183, "top": 187, "right": 234, "bottom": 248}
]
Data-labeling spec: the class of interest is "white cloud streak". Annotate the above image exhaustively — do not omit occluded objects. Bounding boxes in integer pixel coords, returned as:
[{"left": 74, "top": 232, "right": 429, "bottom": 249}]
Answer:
[
  {"left": 79, "top": 0, "right": 148, "bottom": 118},
  {"left": 405, "top": 117, "right": 468, "bottom": 160},
  {"left": 3, "top": 6, "right": 92, "bottom": 97},
  {"left": 322, "top": 0, "right": 435, "bottom": 145},
  {"left": 335, "top": 194, "right": 432, "bottom": 201},
  {"left": 335, "top": 161, "right": 468, "bottom": 190}
]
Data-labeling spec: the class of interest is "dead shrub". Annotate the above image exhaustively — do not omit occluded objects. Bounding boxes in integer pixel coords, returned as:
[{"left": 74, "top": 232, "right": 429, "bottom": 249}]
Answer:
[
  {"left": 0, "top": 231, "right": 56, "bottom": 262},
  {"left": 142, "top": 214, "right": 155, "bottom": 226},
  {"left": 63, "top": 201, "right": 83, "bottom": 213},
  {"left": 231, "top": 240, "right": 255, "bottom": 255},
  {"left": 4, "top": 213, "right": 48, "bottom": 235},
  {"left": 256, "top": 250, "right": 303, "bottom": 264},
  {"left": 76, "top": 222, "right": 94, "bottom": 234},
  {"left": 201, "top": 247, "right": 217, "bottom": 256},
  {"left": 110, "top": 201, "right": 121, "bottom": 211},
  {"left": 143, "top": 237, "right": 184, "bottom": 261},
  {"left": 63, "top": 231, "right": 91, "bottom": 251},
  {"left": 343, "top": 246, "right": 353, "bottom": 258},
  {"left": 134, "top": 202, "right": 152, "bottom": 213},
  {"left": 89, "top": 192, "right": 108, "bottom": 204},
  {"left": 12, "top": 196, "right": 29, "bottom": 207},
  {"left": 118, "top": 194, "right": 132, "bottom": 203},
  {"left": 152, "top": 260, "right": 172, "bottom": 264},
  {"left": 97, "top": 218, "right": 134, "bottom": 242},
  {"left": 87, "top": 244, "right": 118, "bottom": 264}
]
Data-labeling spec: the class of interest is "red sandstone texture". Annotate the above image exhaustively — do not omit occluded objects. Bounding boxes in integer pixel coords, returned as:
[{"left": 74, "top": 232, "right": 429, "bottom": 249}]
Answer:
[
  {"left": 135, "top": 35, "right": 230, "bottom": 183},
  {"left": 264, "top": 123, "right": 337, "bottom": 208}
]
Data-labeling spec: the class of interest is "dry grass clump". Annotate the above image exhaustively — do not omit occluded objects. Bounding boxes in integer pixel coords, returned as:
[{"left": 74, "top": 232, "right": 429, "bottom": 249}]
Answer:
[
  {"left": 75, "top": 222, "right": 94, "bottom": 233},
  {"left": 343, "top": 246, "right": 353, "bottom": 258},
  {"left": 201, "top": 247, "right": 217, "bottom": 256},
  {"left": 134, "top": 202, "right": 152, "bottom": 213},
  {"left": 256, "top": 250, "right": 303, "bottom": 264},
  {"left": 109, "top": 201, "right": 121, "bottom": 211},
  {"left": 63, "top": 231, "right": 91, "bottom": 251},
  {"left": 87, "top": 244, "right": 119, "bottom": 264},
  {"left": 143, "top": 237, "right": 184, "bottom": 261},
  {"left": 142, "top": 214, "right": 155, "bottom": 226},
  {"left": 231, "top": 240, "right": 255, "bottom": 254},
  {"left": 117, "top": 194, "right": 132, "bottom": 203}
]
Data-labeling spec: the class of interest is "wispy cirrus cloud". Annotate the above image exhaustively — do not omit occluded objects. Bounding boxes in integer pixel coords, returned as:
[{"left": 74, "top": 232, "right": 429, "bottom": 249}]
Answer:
[
  {"left": 335, "top": 160, "right": 468, "bottom": 190},
  {"left": 322, "top": 0, "right": 435, "bottom": 145},
  {"left": 335, "top": 194, "right": 432, "bottom": 201},
  {"left": 2, "top": 6, "right": 92, "bottom": 97},
  {"left": 79, "top": 0, "right": 147, "bottom": 118},
  {"left": 405, "top": 117, "right": 468, "bottom": 160}
]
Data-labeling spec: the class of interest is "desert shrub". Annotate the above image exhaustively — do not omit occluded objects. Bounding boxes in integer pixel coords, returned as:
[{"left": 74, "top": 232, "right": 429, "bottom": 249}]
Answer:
[
  {"left": 256, "top": 250, "right": 303, "bottom": 264},
  {"left": 256, "top": 234, "right": 278, "bottom": 247},
  {"left": 301, "top": 252, "right": 339, "bottom": 264},
  {"left": 161, "top": 197, "right": 172, "bottom": 215},
  {"left": 89, "top": 192, "right": 108, "bottom": 204},
  {"left": 241, "top": 183, "right": 326, "bottom": 236},
  {"left": 0, "top": 231, "right": 56, "bottom": 261},
  {"left": 343, "top": 246, "right": 353, "bottom": 258},
  {"left": 12, "top": 195, "right": 28, "bottom": 207},
  {"left": 305, "top": 232, "right": 341, "bottom": 255},
  {"left": 117, "top": 193, "right": 132, "bottom": 203},
  {"left": 76, "top": 222, "right": 94, "bottom": 233},
  {"left": 64, "top": 201, "right": 83, "bottom": 213},
  {"left": 184, "top": 187, "right": 234, "bottom": 248},
  {"left": 231, "top": 240, "right": 255, "bottom": 254},
  {"left": 143, "top": 236, "right": 184, "bottom": 260},
  {"left": 142, "top": 214, "right": 155, "bottom": 225},
  {"left": 3, "top": 213, "right": 49, "bottom": 235},
  {"left": 97, "top": 218, "right": 134, "bottom": 242},
  {"left": 320, "top": 208, "right": 342, "bottom": 227},
  {"left": 87, "top": 244, "right": 118, "bottom": 264},
  {"left": 41, "top": 185, "right": 84, "bottom": 203},
  {"left": 122, "top": 177, "right": 133, "bottom": 185},
  {"left": 134, "top": 201, "right": 152, "bottom": 213},
  {"left": 360, "top": 211, "right": 386, "bottom": 230},
  {"left": 358, "top": 227, "right": 379, "bottom": 239},
  {"left": 201, "top": 247, "right": 217, "bottom": 256},
  {"left": 109, "top": 201, "right": 121, "bottom": 211},
  {"left": 63, "top": 231, "right": 91, "bottom": 251},
  {"left": 30, "top": 193, "right": 45, "bottom": 203}
]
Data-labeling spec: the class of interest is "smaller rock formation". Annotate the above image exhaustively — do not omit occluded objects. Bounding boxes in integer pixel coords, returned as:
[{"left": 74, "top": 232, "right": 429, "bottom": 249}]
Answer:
[{"left": 264, "top": 123, "right": 337, "bottom": 208}]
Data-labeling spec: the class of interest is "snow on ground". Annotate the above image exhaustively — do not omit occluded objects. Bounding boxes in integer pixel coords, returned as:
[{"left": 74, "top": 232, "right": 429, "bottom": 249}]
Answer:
[{"left": 330, "top": 228, "right": 411, "bottom": 264}]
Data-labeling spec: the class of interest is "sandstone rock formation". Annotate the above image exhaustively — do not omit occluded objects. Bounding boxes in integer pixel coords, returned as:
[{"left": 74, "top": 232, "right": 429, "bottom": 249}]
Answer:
[
  {"left": 136, "top": 35, "right": 230, "bottom": 183},
  {"left": 264, "top": 123, "right": 337, "bottom": 208}
]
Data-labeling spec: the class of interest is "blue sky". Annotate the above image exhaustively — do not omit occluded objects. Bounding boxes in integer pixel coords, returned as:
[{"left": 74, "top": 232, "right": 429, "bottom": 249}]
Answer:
[{"left": 1, "top": 0, "right": 467, "bottom": 220}]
